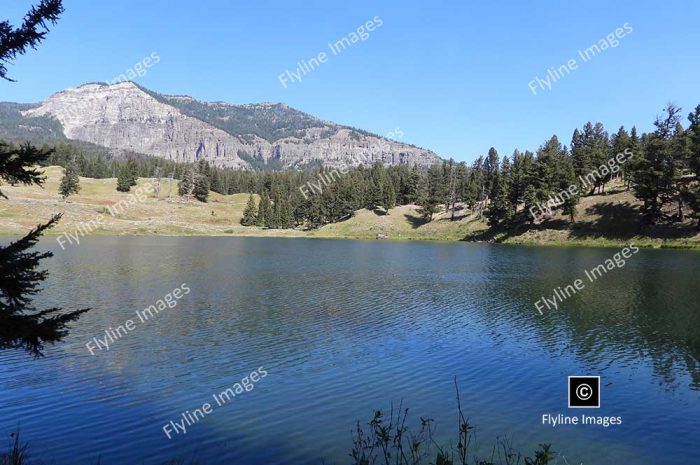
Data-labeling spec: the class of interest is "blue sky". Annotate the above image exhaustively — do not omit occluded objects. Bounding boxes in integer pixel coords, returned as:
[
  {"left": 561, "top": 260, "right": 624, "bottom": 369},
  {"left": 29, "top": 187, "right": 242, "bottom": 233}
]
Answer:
[{"left": 1, "top": 0, "right": 698, "bottom": 163}]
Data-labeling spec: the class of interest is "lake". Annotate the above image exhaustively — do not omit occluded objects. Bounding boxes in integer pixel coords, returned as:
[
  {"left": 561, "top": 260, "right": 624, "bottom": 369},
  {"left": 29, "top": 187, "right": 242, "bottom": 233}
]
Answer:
[{"left": 1, "top": 237, "right": 699, "bottom": 464}]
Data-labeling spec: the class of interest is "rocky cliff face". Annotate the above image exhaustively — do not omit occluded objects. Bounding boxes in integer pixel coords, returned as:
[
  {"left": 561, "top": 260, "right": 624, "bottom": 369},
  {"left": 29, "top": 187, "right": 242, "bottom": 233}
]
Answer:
[{"left": 20, "top": 82, "right": 441, "bottom": 170}]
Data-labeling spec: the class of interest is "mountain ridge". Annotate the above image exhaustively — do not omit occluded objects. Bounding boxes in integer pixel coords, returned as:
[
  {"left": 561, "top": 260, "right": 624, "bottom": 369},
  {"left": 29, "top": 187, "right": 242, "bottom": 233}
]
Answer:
[{"left": 1, "top": 81, "right": 442, "bottom": 170}]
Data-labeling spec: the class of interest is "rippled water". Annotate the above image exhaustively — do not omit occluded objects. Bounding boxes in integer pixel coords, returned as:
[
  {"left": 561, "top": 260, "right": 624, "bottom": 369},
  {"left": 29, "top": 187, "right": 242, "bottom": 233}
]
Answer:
[{"left": 1, "top": 237, "right": 699, "bottom": 464}]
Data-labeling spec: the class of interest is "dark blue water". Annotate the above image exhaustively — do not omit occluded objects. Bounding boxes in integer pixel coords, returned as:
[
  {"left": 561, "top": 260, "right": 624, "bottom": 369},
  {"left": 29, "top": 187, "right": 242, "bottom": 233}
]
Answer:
[{"left": 1, "top": 237, "right": 699, "bottom": 464}]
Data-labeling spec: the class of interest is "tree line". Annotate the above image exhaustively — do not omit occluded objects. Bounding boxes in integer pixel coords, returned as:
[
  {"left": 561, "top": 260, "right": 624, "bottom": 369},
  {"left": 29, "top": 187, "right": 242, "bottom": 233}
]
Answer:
[
  {"left": 47, "top": 102, "right": 700, "bottom": 232},
  {"left": 238, "top": 103, "right": 700, "bottom": 230}
]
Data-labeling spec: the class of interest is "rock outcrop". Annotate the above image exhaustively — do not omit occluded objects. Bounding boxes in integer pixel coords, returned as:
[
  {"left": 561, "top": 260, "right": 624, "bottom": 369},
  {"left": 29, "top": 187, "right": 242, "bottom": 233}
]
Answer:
[{"left": 19, "top": 82, "right": 442, "bottom": 170}]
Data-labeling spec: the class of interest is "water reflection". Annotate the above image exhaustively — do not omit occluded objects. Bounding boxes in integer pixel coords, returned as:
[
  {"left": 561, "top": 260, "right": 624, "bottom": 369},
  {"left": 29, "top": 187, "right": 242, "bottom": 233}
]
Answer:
[{"left": 0, "top": 237, "right": 698, "bottom": 465}]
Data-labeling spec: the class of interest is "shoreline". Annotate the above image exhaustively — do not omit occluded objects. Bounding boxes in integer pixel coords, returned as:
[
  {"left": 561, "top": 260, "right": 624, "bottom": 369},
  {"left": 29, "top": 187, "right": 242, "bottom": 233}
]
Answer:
[{"left": 2, "top": 228, "right": 698, "bottom": 250}]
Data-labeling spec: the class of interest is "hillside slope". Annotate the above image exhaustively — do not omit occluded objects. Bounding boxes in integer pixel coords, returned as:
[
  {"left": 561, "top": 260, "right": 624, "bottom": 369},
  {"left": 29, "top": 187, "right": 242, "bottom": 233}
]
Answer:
[{"left": 0, "top": 167, "right": 698, "bottom": 248}]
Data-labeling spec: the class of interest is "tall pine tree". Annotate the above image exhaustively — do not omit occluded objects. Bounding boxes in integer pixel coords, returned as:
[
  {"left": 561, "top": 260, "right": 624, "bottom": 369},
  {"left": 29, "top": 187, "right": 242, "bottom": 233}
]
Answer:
[
  {"left": 0, "top": 0, "right": 89, "bottom": 356},
  {"left": 241, "top": 194, "right": 258, "bottom": 226},
  {"left": 59, "top": 162, "right": 80, "bottom": 199}
]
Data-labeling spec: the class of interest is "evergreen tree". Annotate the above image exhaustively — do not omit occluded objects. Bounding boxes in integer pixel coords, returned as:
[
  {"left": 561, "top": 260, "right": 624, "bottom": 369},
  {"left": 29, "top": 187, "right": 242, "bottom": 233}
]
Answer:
[
  {"left": 194, "top": 171, "right": 210, "bottom": 202},
  {"left": 572, "top": 122, "right": 609, "bottom": 194},
  {"left": 126, "top": 157, "right": 139, "bottom": 186},
  {"left": 571, "top": 127, "right": 590, "bottom": 185},
  {"left": 471, "top": 156, "right": 487, "bottom": 217},
  {"left": 667, "top": 122, "right": 691, "bottom": 221},
  {"left": 454, "top": 162, "right": 469, "bottom": 207},
  {"left": 384, "top": 181, "right": 396, "bottom": 212},
  {"left": 0, "top": 0, "right": 89, "bottom": 356},
  {"left": 532, "top": 135, "right": 566, "bottom": 208},
  {"left": 178, "top": 162, "right": 209, "bottom": 202},
  {"left": 464, "top": 167, "right": 479, "bottom": 211},
  {"left": 485, "top": 157, "right": 512, "bottom": 226},
  {"left": 484, "top": 147, "right": 500, "bottom": 199},
  {"left": 686, "top": 106, "right": 700, "bottom": 229},
  {"left": 560, "top": 156, "right": 579, "bottom": 223},
  {"left": 116, "top": 164, "right": 132, "bottom": 192},
  {"left": 0, "top": 0, "right": 63, "bottom": 82},
  {"left": 587, "top": 122, "right": 611, "bottom": 193},
  {"left": 256, "top": 192, "right": 271, "bottom": 227},
  {"left": 509, "top": 150, "right": 535, "bottom": 217},
  {"left": 633, "top": 104, "right": 682, "bottom": 223},
  {"left": 210, "top": 169, "right": 223, "bottom": 194},
  {"left": 0, "top": 214, "right": 89, "bottom": 356},
  {"left": 58, "top": 162, "right": 80, "bottom": 199},
  {"left": 523, "top": 185, "right": 538, "bottom": 226},
  {"left": 178, "top": 163, "right": 198, "bottom": 200},
  {"left": 268, "top": 195, "right": 281, "bottom": 228},
  {"left": 195, "top": 159, "right": 211, "bottom": 202},
  {"left": 368, "top": 162, "right": 386, "bottom": 209},
  {"left": 402, "top": 165, "right": 419, "bottom": 204},
  {"left": 240, "top": 194, "right": 258, "bottom": 226},
  {"left": 610, "top": 126, "right": 631, "bottom": 183},
  {"left": 416, "top": 165, "right": 443, "bottom": 221},
  {"left": 278, "top": 196, "right": 292, "bottom": 228},
  {"left": 626, "top": 126, "right": 643, "bottom": 189}
]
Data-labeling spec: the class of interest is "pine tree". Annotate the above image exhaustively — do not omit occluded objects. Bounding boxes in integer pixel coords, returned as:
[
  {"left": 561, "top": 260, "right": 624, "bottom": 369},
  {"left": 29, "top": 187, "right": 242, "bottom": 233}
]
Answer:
[
  {"left": 0, "top": 0, "right": 93, "bottom": 356},
  {"left": 279, "top": 197, "right": 292, "bottom": 228},
  {"left": 610, "top": 126, "right": 631, "bottom": 183},
  {"left": 368, "top": 162, "right": 386, "bottom": 209},
  {"left": 210, "top": 169, "right": 222, "bottom": 194},
  {"left": 178, "top": 163, "right": 198, "bottom": 200},
  {"left": 0, "top": 0, "right": 90, "bottom": 356},
  {"left": 194, "top": 159, "right": 211, "bottom": 202},
  {"left": 587, "top": 122, "right": 611, "bottom": 194},
  {"left": 126, "top": 157, "right": 139, "bottom": 186},
  {"left": 572, "top": 123, "right": 609, "bottom": 194},
  {"left": 686, "top": 106, "right": 700, "bottom": 229},
  {"left": 509, "top": 150, "right": 535, "bottom": 217},
  {"left": 485, "top": 158, "right": 512, "bottom": 226},
  {"left": 0, "top": 214, "right": 89, "bottom": 356},
  {"left": 531, "top": 135, "right": 566, "bottom": 209},
  {"left": 256, "top": 192, "right": 271, "bottom": 227},
  {"left": 58, "top": 162, "right": 80, "bottom": 199},
  {"left": 179, "top": 162, "right": 210, "bottom": 202},
  {"left": 633, "top": 104, "right": 682, "bottom": 223},
  {"left": 402, "top": 165, "right": 419, "bottom": 204},
  {"left": 484, "top": 147, "right": 500, "bottom": 199},
  {"left": 416, "top": 165, "right": 443, "bottom": 221},
  {"left": 571, "top": 127, "right": 591, "bottom": 186},
  {"left": 626, "top": 126, "right": 643, "bottom": 189},
  {"left": 241, "top": 194, "right": 258, "bottom": 226},
  {"left": 667, "top": 122, "right": 691, "bottom": 221},
  {"left": 0, "top": 0, "right": 63, "bottom": 82},
  {"left": 268, "top": 195, "right": 281, "bottom": 229},
  {"left": 560, "top": 156, "right": 579, "bottom": 224},
  {"left": 194, "top": 171, "right": 210, "bottom": 202},
  {"left": 471, "top": 156, "right": 486, "bottom": 217},
  {"left": 384, "top": 181, "right": 396, "bottom": 213},
  {"left": 116, "top": 164, "right": 132, "bottom": 192},
  {"left": 523, "top": 185, "right": 538, "bottom": 226}
]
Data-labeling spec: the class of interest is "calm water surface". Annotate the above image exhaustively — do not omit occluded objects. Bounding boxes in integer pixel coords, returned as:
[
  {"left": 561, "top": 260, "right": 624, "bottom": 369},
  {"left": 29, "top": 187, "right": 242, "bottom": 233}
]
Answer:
[{"left": 1, "top": 237, "right": 699, "bottom": 464}]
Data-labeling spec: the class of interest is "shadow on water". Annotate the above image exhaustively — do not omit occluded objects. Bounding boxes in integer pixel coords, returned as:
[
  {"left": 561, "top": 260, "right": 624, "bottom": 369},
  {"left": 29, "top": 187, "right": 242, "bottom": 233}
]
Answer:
[{"left": 474, "top": 244, "right": 700, "bottom": 391}]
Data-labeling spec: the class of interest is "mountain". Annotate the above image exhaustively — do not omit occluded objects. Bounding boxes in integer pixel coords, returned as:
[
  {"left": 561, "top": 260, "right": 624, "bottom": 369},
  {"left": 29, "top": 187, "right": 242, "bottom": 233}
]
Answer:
[{"left": 1, "top": 82, "right": 442, "bottom": 170}]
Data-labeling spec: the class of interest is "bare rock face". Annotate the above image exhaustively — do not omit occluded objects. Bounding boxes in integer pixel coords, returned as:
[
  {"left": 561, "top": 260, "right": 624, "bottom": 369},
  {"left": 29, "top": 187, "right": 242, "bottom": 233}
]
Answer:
[{"left": 22, "top": 82, "right": 441, "bottom": 170}]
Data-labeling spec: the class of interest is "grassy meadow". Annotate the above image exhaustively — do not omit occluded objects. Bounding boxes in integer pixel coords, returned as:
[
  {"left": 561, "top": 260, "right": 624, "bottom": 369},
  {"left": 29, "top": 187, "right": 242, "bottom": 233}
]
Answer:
[{"left": 1, "top": 166, "right": 698, "bottom": 249}]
